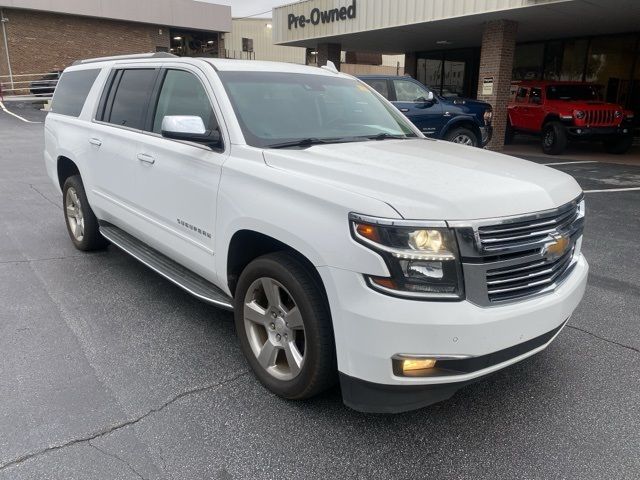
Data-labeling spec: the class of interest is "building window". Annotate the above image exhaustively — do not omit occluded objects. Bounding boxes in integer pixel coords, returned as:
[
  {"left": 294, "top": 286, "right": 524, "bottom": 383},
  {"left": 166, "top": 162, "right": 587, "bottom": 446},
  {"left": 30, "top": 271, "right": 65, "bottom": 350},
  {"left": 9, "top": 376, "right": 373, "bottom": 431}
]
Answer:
[
  {"left": 513, "top": 43, "right": 544, "bottom": 81},
  {"left": 586, "top": 34, "right": 637, "bottom": 105}
]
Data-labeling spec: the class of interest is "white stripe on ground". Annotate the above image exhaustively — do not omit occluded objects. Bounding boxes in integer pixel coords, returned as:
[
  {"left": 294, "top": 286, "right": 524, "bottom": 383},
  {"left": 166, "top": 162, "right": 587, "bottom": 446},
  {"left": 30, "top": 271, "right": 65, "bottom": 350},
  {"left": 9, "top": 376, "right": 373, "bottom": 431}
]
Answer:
[
  {"left": 0, "top": 100, "right": 41, "bottom": 124},
  {"left": 584, "top": 187, "right": 640, "bottom": 193},
  {"left": 543, "top": 160, "right": 599, "bottom": 166}
]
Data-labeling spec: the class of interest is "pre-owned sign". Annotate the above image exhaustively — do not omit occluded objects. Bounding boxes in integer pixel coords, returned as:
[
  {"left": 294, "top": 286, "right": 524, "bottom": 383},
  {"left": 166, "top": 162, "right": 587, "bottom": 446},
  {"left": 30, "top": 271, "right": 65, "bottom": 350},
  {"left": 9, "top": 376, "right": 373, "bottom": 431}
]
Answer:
[{"left": 288, "top": 0, "right": 356, "bottom": 29}]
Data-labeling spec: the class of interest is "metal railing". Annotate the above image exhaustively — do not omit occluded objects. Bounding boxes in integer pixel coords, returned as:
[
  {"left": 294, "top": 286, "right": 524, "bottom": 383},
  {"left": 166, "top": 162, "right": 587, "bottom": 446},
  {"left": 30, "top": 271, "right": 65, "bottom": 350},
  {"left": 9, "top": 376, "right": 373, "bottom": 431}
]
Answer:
[{"left": 0, "top": 72, "right": 59, "bottom": 99}]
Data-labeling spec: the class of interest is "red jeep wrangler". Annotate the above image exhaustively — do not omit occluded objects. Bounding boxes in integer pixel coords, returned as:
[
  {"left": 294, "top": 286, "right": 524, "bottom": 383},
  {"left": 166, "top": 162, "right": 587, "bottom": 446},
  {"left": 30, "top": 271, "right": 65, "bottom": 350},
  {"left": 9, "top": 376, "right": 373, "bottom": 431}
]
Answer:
[{"left": 507, "top": 81, "right": 635, "bottom": 155}]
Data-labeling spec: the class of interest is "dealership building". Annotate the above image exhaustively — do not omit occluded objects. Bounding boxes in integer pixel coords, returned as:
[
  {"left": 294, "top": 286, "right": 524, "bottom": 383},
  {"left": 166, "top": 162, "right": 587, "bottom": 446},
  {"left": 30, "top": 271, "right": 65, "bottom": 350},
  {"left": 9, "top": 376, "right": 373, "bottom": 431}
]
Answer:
[
  {"left": 0, "top": 0, "right": 231, "bottom": 94},
  {"left": 273, "top": 0, "right": 640, "bottom": 148}
]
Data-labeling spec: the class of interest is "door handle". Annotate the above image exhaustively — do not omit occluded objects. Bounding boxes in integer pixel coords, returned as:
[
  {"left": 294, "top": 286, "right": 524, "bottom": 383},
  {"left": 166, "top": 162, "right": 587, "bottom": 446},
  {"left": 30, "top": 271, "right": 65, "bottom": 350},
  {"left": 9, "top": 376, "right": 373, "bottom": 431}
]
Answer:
[
  {"left": 399, "top": 108, "right": 409, "bottom": 113},
  {"left": 136, "top": 153, "right": 155, "bottom": 165},
  {"left": 88, "top": 138, "right": 102, "bottom": 147}
]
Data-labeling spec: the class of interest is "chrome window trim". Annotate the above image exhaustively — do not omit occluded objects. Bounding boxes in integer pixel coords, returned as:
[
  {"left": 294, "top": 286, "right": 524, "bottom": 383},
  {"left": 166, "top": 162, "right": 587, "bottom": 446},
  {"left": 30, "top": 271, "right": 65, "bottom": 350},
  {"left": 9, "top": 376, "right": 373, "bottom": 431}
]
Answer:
[{"left": 349, "top": 212, "right": 447, "bottom": 228}]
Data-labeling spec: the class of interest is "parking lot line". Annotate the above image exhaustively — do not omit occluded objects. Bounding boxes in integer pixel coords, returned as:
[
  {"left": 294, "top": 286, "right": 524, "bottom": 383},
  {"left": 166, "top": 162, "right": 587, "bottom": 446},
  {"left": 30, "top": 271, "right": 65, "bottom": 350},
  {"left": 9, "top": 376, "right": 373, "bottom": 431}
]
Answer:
[
  {"left": 543, "top": 160, "right": 599, "bottom": 166},
  {"left": 584, "top": 186, "right": 640, "bottom": 193},
  {"left": 0, "top": 100, "right": 42, "bottom": 124}
]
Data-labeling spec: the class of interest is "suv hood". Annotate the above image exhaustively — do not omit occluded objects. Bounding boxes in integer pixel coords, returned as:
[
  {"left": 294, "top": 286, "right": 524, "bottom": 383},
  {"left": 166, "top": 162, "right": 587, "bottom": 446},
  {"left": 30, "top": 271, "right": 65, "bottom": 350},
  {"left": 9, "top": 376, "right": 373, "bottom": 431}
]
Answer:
[{"left": 263, "top": 139, "right": 582, "bottom": 220}]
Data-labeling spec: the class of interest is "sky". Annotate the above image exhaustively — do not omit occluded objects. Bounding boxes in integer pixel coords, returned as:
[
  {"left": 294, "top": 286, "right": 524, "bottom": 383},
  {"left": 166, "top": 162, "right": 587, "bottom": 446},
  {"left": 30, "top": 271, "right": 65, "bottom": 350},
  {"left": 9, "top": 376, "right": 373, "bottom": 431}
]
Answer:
[{"left": 197, "top": 0, "right": 286, "bottom": 18}]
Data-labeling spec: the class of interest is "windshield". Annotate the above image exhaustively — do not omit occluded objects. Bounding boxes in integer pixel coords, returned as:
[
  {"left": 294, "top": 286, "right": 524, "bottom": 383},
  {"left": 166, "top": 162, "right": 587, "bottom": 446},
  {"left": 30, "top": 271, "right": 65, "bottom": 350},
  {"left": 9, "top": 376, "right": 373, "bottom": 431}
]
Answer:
[
  {"left": 218, "top": 71, "right": 418, "bottom": 148},
  {"left": 546, "top": 84, "right": 603, "bottom": 101}
]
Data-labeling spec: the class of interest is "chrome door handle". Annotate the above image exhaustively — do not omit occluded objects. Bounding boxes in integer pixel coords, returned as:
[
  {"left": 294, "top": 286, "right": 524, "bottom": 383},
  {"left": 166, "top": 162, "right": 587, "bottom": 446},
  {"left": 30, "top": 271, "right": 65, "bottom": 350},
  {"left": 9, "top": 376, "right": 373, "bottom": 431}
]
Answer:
[
  {"left": 399, "top": 108, "right": 409, "bottom": 112},
  {"left": 136, "top": 153, "right": 155, "bottom": 165},
  {"left": 88, "top": 138, "right": 102, "bottom": 147}
]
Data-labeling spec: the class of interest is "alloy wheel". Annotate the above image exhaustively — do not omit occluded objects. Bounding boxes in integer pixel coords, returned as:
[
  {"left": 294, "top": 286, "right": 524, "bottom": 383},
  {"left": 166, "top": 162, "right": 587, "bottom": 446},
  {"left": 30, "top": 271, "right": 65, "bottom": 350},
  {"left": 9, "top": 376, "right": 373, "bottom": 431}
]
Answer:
[
  {"left": 452, "top": 133, "right": 474, "bottom": 146},
  {"left": 65, "top": 187, "right": 85, "bottom": 242},
  {"left": 243, "top": 277, "right": 306, "bottom": 381}
]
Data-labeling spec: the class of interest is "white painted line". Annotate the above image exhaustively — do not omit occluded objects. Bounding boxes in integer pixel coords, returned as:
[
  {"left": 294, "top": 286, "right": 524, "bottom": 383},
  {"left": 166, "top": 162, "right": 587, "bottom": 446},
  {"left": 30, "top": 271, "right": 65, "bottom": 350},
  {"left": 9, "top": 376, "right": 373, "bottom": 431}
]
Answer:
[
  {"left": 0, "top": 100, "right": 41, "bottom": 124},
  {"left": 543, "top": 160, "right": 599, "bottom": 166},
  {"left": 584, "top": 187, "right": 640, "bottom": 193}
]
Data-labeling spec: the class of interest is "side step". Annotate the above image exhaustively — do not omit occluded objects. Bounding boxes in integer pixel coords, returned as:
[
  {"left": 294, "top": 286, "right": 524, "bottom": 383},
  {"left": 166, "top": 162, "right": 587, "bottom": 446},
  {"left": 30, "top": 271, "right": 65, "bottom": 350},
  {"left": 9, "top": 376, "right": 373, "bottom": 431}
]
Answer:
[{"left": 99, "top": 223, "right": 233, "bottom": 310}]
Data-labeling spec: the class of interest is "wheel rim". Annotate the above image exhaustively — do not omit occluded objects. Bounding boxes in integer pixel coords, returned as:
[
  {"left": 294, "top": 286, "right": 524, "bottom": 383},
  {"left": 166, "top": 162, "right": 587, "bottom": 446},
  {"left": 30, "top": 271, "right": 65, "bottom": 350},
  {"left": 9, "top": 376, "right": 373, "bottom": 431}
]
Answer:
[
  {"left": 243, "top": 277, "right": 306, "bottom": 381},
  {"left": 543, "top": 129, "right": 555, "bottom": 147},
  {"left": 452, "top": 133, "right": 474, "bottom": 146},
  {"left": 65, "top": 187, "right": 85, "bottom": 242}
]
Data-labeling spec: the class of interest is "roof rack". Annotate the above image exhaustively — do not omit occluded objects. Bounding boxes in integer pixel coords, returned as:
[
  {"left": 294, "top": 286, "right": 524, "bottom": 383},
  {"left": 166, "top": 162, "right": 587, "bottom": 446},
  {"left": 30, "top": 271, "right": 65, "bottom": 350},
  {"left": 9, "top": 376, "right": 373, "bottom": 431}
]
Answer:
[{"left": 72, "top": 52, "right": 177, "bottom": 66}]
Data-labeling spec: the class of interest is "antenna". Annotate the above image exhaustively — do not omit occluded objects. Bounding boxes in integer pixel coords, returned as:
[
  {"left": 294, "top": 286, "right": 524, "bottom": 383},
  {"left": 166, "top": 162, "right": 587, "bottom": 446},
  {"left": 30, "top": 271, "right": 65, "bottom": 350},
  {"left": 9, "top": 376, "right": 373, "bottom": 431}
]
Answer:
[{"left": 321, "top": 60, "right": 339, "bottom": 74}]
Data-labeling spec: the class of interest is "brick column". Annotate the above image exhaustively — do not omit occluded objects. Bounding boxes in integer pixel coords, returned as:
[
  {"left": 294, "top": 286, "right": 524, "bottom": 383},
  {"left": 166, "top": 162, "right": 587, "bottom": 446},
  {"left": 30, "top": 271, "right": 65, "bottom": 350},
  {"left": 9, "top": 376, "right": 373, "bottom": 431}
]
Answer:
[
  {"left": 404, "top": 52, "right": 417, "bottom": 78},
  {"left": 476, "top": 20, "right": 518, "bottom": 150},
  {"left": 317, "top": 43, "right": 341, "bottom": 71}
]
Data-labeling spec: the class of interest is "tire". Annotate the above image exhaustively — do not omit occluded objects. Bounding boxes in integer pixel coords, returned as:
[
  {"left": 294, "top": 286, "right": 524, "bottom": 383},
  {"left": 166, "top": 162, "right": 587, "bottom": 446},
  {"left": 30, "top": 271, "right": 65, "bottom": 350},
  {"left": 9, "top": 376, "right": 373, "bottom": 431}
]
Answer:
[
  {"left": 603, "top": 135, "right": 633, "bottom": 154},
  {"left": 62, "top": 175, "right": 109, "bottom": 251},
  {"left": 505, "top": 119, "right": 515, "bottom": 145},
  {"left": 541, "top": 121, "right": 568, "bottom": 155},
  {"left": 444, "top": 127, "right": 479, "bottom": 147},
  {"left": 234, "top": 251, "right": 336, "bottom": 400}
]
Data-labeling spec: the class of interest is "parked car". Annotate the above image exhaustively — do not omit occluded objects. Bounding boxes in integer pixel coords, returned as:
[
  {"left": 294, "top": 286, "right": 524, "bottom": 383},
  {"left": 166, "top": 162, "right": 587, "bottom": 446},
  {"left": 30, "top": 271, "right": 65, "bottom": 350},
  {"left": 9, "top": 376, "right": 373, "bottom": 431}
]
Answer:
[
  {"left": 358, "top": 75, "right": 493, "bottom": 147},
  {"left": 45, "top": 55, "right": 587, "bottom": 413},
  {"left": 29, "top": 70, "right": 62, "bottom": 96},
  {"left": 508, "top": 81, "right": 635, "bottom": 155}
]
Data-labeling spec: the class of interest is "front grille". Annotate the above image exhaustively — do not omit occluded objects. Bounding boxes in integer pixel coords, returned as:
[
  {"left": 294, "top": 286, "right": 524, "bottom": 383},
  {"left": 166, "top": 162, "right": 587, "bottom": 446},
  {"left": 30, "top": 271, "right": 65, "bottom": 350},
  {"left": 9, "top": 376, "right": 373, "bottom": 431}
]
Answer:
[
  {"left": 454, "top": 196, "right": 585, "bottom": 307},
  {"left": 585, "top": 109, "right": 617, "bottom": 126},
  {"left": 486, "top": 247, "right": 575, "bottom": 303},
  {"left": 478, "top": 203, "right": 579, "bottom": 253}
]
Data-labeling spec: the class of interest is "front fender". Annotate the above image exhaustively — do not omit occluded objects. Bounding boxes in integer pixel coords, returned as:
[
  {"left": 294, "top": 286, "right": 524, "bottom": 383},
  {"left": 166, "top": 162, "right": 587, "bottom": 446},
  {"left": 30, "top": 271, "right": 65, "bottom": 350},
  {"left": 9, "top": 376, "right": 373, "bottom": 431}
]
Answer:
[
  {"left": 441, "top": 116, "right": 482, "bottom": 139},
  {"left": 214, "top": 152, "right": 397, "bottom": 292}
]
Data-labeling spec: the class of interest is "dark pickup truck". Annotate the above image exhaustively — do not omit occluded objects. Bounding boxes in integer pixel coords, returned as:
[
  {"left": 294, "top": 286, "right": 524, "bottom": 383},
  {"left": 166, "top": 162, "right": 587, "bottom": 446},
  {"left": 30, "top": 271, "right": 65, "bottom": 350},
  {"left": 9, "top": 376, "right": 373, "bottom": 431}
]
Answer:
[{"left": 359, "top": 75, "right": 493, "bottom": 148}]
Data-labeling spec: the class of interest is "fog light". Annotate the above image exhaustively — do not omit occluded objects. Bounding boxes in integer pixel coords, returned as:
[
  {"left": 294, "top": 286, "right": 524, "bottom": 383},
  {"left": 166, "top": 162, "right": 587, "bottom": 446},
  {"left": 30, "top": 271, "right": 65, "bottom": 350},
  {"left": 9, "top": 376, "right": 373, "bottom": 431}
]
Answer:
[
  {"left": 576, "top": 129, "right": 583, "bottom": 134},
  {"left": 402, "top": 358, "right": 436, "bottom": 372}
]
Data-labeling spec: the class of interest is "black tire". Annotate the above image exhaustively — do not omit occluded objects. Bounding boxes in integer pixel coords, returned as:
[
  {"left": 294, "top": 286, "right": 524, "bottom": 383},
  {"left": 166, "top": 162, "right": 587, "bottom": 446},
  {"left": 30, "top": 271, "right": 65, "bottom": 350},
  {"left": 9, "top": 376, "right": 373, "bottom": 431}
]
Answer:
[
  {"left": 541, "top": 121, "right": 568, "bottom": 155},
  {"left": 234, "top": 251, "right": 336, "bottom": 400},
  {"left": 505, "top": 118, "right": 515, "bottom": 145},
  {"left": 444, "top": 127, "right": 479, "bottom": 147},
  {"left": 62, "top": 175, "right": 109, "bottom": 251},
  {"left": 603, "top": 135, "right": 633, "bottom": 154}
]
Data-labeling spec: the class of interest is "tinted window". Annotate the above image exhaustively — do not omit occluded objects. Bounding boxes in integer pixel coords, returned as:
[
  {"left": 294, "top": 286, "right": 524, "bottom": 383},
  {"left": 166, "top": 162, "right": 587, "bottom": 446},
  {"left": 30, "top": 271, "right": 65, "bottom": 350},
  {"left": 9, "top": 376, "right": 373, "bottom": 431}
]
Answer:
[
  {"left": 393, "top": 79, "right": 430, "bottom": 102},
  {"left": 363, "top": 79, "right": 390, "bottom": 99},
  {"left": 529, "top": 87, "right": 542, "bottom": 104},
  {"left": 107, "top": 69, "right": 157, "bottom": 129},
  {"left": 51, "top": 69, "right": 100, "bottom": 117},
  {"left": 515, "top": 87, "right": 529, "bottom": 103},
  {"left": 546, "top": 84, "right": 602, "bottom": 101},
  {"left": 153, "top": 70, "right": 217, "bottom": 133}
]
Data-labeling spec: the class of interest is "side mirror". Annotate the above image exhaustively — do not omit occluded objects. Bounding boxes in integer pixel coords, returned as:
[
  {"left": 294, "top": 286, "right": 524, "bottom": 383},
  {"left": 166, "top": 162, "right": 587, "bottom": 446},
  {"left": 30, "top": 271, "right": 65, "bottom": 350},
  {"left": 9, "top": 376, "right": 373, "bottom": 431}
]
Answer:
[
  {"left": 426, "top": 91, "right": 434, "bottom": 102},
  {"left": 161, "top": 115, "right": 222, "bottom": 148}
]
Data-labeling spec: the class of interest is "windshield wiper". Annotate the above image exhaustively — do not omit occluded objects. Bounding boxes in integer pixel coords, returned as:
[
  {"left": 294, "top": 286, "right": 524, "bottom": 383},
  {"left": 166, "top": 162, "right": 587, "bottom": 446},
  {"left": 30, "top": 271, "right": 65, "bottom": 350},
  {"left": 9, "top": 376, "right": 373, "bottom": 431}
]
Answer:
[
  {"left": 366, "top": 133, "right": 410, "bottom": 141},
  {"left": 267, "top": 138, "right": 336, "bottom": 149}
]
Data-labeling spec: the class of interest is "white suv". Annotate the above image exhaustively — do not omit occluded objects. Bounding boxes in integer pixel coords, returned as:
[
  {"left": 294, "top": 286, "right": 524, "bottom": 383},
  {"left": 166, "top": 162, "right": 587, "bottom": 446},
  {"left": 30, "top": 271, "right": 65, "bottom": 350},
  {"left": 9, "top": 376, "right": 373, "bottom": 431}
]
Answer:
[{"left": 44, "top": 54, "right": 588, "bottom": 413}]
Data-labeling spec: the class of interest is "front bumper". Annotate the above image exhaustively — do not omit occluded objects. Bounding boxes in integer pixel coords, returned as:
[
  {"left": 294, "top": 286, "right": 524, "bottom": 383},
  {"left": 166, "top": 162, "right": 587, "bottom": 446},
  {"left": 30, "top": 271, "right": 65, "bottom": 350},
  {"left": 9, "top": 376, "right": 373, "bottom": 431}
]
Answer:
[
  {"left": 318, "top": 254, "right": 588, "bottom": 412},
  {"left": 566, "top": 125, "right": 632, "bottom": 138},
  {"left": 480, "top": 125, "right": 493, "bottom": 147}
]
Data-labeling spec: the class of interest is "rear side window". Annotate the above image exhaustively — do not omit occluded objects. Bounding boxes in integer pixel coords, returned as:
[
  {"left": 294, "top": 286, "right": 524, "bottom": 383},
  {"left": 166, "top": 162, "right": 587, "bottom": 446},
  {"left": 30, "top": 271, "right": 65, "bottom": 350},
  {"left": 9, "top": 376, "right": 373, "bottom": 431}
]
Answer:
[
  {"left": 104, "top": 69, "right": 158, "bottom": 129},
  {"left": 51, "top": 69, "right": 100, "bottom": 117}
]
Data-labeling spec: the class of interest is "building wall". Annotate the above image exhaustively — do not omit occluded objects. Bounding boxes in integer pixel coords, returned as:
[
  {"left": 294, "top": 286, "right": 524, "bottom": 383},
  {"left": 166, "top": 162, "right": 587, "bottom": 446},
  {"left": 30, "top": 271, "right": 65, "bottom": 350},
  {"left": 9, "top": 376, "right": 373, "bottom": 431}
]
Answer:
[
  {"left": 0, "top": 8, "right": 170, "bottom": 77},
  {"left": 0, "top": 0, "right": 231, "bottom": 33},
  {"left": 226, "top": 18, "right": 306, "bottom": 64}
]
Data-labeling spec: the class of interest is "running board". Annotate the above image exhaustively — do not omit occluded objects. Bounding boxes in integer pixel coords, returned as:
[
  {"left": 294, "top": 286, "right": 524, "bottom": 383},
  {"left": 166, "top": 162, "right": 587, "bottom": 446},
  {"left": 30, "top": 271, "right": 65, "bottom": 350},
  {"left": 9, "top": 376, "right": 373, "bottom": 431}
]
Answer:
[{"left": 99, "top": 223, "right": 233, "bottom": 310}]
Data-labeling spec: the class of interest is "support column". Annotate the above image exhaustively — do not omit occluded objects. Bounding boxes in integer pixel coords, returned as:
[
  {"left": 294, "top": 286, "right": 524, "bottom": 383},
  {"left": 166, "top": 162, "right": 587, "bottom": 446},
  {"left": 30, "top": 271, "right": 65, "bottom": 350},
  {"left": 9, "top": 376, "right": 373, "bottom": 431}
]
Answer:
[
  {"left": 476, "top": 20, "right": 518, "bottom": 150},
  {"left": 404, "top": 52, "right": 417, "bottom": 78},
  {"left": 317, "top": 43, "right": 341, "bottom": 71}
]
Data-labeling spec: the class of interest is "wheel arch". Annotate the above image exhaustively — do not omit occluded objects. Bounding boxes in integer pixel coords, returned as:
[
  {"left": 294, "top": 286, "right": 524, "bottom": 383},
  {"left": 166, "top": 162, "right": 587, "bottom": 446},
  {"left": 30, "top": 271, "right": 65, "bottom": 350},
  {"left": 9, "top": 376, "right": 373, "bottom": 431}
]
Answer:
[
  {"left": 226, "top": 229, "right": 328, "bottom": 302},
  {"left": 441, "top": 117, "right": 482, "bottom": 142},
  {"left": 57, "top": 155, "right": 80, "bottom": 190}
]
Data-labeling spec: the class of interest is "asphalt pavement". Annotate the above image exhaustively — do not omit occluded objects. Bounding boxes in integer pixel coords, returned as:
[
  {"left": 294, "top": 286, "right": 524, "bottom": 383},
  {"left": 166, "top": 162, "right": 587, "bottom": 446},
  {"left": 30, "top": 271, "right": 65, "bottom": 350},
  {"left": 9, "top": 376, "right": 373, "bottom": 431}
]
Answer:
[{"left": 1, "top": 101, "right": 639, "bottom": 479}]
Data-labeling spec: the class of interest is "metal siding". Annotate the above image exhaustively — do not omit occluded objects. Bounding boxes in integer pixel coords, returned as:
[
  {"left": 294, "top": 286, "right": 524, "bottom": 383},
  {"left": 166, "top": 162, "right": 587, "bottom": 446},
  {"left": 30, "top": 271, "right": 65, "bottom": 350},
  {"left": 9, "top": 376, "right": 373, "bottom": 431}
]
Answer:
[
  {"left": 227, "top": 19, "right": 307, "bottom": 64},
  {"left": 272, "top": 0, "right": 573, "bottom": 44}
]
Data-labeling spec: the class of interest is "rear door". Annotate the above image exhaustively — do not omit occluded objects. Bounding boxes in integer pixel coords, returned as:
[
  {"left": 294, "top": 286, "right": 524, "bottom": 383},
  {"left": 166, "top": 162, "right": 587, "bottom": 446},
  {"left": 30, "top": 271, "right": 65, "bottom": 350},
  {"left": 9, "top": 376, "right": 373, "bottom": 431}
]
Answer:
[
  {"left": 521, "top": 86, "right": 546, "bottom": 131},
  {"left": 390, "top": 78, "right": 444, "bottom": 137},
  {"left": 89, "top": 67, "right": 159, "bottom": 225},
  {"left": 131, "top": 65, "right": 227, "bottom": 281},
  {"left": 509, "top": 86, "right": 529, "bottom": 129}
]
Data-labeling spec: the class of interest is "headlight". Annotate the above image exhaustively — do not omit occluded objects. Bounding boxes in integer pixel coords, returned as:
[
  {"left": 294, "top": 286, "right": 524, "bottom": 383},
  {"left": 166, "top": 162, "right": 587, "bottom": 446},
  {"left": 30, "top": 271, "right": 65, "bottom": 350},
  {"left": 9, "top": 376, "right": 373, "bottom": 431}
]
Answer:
[
  {"left": 614, "top": 110, "right": 623, "bottom": 118},
  {"left": 349, "top": 214, "right": 464, "bottom": 300},
  {"left": 574, "top": 110, "right": 586, "bottom": 120},
  {"left": 483, "top": 109, "right": 493, "bottom": 125}
]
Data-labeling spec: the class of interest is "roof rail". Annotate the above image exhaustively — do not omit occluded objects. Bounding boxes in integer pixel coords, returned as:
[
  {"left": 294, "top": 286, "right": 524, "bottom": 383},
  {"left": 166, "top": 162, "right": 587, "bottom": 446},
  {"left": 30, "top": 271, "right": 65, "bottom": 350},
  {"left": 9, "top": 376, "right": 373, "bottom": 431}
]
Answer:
[{"left": 72, "top": 52, "right": 177, "bottom": 66}]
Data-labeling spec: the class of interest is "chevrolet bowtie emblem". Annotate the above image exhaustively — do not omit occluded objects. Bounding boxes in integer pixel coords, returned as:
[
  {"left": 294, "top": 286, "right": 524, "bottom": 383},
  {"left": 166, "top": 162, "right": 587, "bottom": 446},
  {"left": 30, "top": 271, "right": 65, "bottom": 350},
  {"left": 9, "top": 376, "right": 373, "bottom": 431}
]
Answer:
[{"left": 543, "top": 233, "right": 570, "bottom": 260}]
